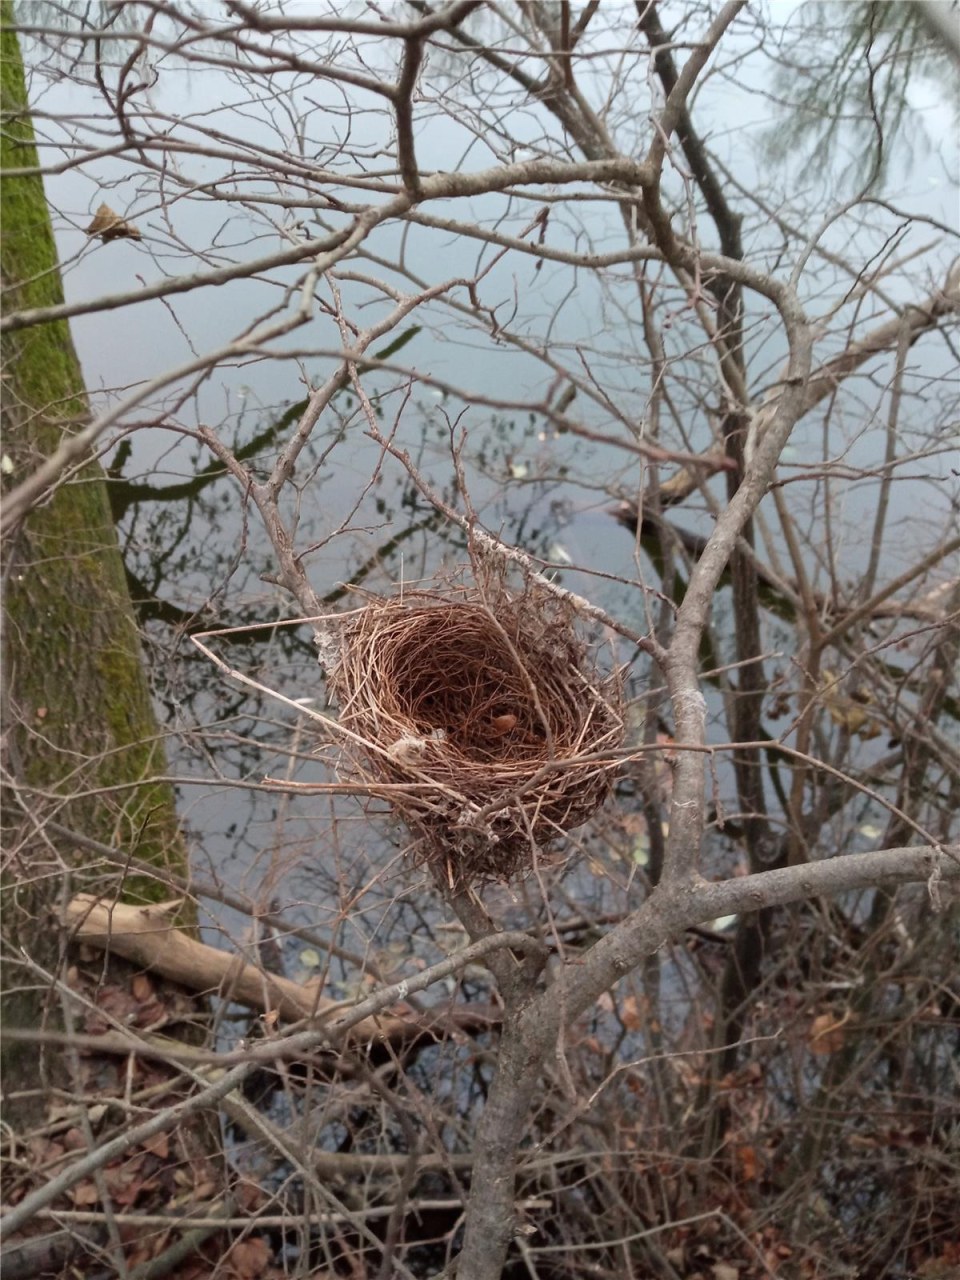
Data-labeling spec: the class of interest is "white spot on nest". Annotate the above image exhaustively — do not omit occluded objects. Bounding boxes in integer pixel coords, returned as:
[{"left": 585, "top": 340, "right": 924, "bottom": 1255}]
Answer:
[
  {"left": 315, "top": 626, "right": 340, "bottom": 673},
  {"left": 387, "top": 734, "right": 430, "bottom": 763}
]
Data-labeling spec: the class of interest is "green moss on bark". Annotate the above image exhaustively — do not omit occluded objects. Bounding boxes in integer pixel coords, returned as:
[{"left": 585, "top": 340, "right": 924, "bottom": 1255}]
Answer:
[{"left": 2, "top": 6, "right": 192, "bottom": 1096}]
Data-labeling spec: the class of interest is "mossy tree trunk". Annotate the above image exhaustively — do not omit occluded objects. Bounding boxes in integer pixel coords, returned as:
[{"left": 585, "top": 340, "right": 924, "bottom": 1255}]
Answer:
[{"left": 1, "top": 6, "right": 190, "bottom": 1115}]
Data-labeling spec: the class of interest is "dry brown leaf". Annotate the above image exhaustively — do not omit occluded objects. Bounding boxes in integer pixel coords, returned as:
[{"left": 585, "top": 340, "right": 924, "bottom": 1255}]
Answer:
[
  {"left": 236, "top": 1176, "right": 267, "bottom": 1212},
  {"left": 105, "top": 1155, "right": 145, "bottom": 1203},
  {"left": 226, "top": 1236, "right": 272, "bottom": 1279},
  {"left": 179, "top": 1264, "right": 210, "bottom": 1280},
  {"left": 820, "top": 670, "right": 881, "bottom": 738},
  {"left": 133, "top": 997, "right": 166, "bottom": 1028},
  {"left": 126, "top": 1247, "right": 152, "bottom": 1267},
  {"left": 131, "top": 973, "right": 154, "bottom": 1002},
  {"left": 808, "top": 1010, "right": 850, "bottom": 1054},
  {"left": 86, "top": 202, "right": 142, "bottom": 241},
  {"left": 140, "top": 1131, "right": 170, "bottom": 1160},
  {"left": 69, "top": 1180, "right": 100, "bottom": 1206},
  {"left": 736, "top": 1143, "right": 759, "bottom": 1182},
  {"left": 917, "top": 1240, "right": 960, "bottom": 1275},
  {"left": 96, "top": 982, "right": 139, "bottom": 1020},
  {"left": 620, "top": 994, "right": 647, "bottom": 1031}
]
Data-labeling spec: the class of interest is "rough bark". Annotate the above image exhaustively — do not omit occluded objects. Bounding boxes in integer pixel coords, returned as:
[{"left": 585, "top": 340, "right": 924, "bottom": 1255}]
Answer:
[{"left": 1, "top": 6, "right": 189, "bottom": 1117}]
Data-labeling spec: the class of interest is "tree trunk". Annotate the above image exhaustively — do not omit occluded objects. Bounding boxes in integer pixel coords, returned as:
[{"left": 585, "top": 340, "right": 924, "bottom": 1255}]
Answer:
[{"left": 1, "top": 5, "right": 190, "bottom": 1120}]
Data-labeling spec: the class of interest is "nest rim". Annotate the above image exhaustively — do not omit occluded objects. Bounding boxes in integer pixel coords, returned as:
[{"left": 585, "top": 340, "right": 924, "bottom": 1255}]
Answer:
[{"left": 328, "top": 585, "right": 624, "bottom": 885}]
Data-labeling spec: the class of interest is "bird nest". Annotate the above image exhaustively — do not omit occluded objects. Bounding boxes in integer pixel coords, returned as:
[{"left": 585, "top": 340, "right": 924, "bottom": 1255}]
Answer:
[{"left": 327, "top": 582, "right": 624, "bottom": 885}]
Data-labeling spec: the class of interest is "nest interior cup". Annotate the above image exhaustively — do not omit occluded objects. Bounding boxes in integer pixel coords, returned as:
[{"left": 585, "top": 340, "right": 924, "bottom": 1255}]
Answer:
[{"left": 330, "top": 584, "right": 624, "bottom": 884}]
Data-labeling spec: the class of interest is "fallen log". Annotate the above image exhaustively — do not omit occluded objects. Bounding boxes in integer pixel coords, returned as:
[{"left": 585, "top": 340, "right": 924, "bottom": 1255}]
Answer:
[{"left": 63, "top": 894, "right": 497, "bottom": 1047}]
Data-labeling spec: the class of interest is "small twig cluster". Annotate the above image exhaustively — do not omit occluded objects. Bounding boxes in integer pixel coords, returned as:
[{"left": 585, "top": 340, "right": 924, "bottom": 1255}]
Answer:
[{"left": 328, "top": 578, "right": 624, "bottom": 884}]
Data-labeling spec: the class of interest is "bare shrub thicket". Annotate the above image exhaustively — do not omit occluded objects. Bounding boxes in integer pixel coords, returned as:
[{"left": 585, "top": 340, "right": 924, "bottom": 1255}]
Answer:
[{"left": 2, "top": 4, "right": 958, "bottom": 1279}]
